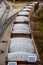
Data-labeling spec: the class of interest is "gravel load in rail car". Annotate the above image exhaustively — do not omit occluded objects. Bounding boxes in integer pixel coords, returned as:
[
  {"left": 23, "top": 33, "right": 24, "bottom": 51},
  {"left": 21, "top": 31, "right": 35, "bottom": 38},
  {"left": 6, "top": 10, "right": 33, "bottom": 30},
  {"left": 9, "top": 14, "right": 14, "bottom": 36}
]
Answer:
[
  {"left": 17, "top": 11, "right": 30, "bottom": 16},
  {"left": 8, "top": 37, "right": 38, "bottom": 62},
  {"left": 12, "top": 24, "right": 31, "bottom": 34},
  {"left": 22, "top": 8, "right": 31, "bottom": 11},
  {"left": 14, "top": 16, "right": 29, "bottom": 22},
  {"left": 24, "top": 6, "right": 33, "bottom": 9}
]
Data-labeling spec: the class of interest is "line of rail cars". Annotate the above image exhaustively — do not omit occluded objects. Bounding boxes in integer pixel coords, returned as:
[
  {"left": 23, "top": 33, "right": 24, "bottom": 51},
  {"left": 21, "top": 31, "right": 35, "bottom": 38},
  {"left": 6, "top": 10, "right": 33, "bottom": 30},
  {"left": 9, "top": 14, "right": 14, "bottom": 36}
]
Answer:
[{"left": 5, "top": 2, "right": 40, "bottom": 65}]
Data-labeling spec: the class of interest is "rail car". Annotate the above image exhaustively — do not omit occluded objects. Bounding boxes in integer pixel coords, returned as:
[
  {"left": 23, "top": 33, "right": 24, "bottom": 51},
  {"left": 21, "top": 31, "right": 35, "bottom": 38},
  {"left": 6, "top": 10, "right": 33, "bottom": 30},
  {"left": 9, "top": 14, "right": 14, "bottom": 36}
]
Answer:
[
  {"left": 28, "top": 2, "right": 39, "bottom": 12},
  {"left": 24, "top": 5, "right": 34, "bottom": 15},
  {"left": 14, "top": 16, "right": 29, "bottom": 24},
  {"left": 5, "top": 2, "right": 40, "bottom": 65},
  {"left": 32, "top": 2, "right": 39, "bottom": 11}
]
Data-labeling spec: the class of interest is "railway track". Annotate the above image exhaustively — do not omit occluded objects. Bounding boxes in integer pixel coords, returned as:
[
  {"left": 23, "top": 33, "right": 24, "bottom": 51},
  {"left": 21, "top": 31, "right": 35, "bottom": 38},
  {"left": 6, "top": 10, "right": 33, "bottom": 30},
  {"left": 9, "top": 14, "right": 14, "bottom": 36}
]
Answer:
[
  {"left": 0, "top": 1, "right": 40, "bottom": 65},
  {"left": 0, "top": 1, "right": 25, "bottom": 37},
  {"left": 0, "top": 0, "right": 10, "bottom": 36}
]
